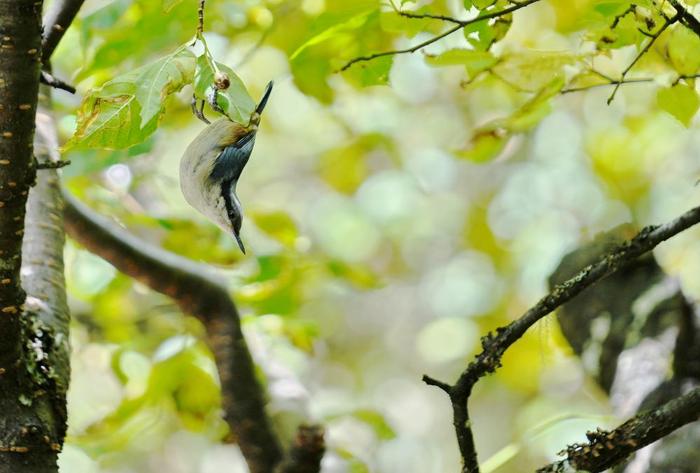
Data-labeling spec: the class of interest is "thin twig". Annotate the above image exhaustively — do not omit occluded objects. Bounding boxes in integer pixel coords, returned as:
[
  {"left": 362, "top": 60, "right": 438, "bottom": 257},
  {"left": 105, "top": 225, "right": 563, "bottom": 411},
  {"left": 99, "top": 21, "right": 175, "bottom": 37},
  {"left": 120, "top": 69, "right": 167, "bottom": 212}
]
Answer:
[
  {"left": 424, "top": 204, "right": 700, "bottom": 473},
  {"left": 40, "top": 70, "right": 76, "bottom": 94},
  {"left": 36, "top": 159, "right": 70, "bottom": 170},
  {"left": 422, "top": 375, "right": 451, "bottom": 393},
  {"left": 611, "top": 3, "right": 637, "bottom": 29},
  {"left": 563, "top": 77, "right": 655, "bottom": 94},
  {"left": 561, "top": 72, "right": 700, "bottom": 94},
  {"left": 607, "top": 16, "right": 676, "bottom": 104},
  {"left": 339, "top": 0, "right": 542, "bottom": 71},
  {"left": 197, "top": 0, "right": 205, "bottom": 37},
  {"left": 397, "top": 10, "right": 464, "bottom": 25}
]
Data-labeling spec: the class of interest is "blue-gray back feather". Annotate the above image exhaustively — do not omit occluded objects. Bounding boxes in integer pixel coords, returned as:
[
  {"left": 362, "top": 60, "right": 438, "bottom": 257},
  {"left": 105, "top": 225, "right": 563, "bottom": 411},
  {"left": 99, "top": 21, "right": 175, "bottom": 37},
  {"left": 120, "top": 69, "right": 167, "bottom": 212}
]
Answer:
[{"left": 209, "top": 132, "right": 256, "bottom": 182}]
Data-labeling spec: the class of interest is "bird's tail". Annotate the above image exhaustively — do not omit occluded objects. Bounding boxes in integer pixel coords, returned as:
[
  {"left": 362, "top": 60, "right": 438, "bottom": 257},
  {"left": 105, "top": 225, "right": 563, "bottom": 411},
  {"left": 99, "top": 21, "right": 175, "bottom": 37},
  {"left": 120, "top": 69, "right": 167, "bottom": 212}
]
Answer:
[{"left": 256, "top": 81, "right": 273, "bottom": 114}]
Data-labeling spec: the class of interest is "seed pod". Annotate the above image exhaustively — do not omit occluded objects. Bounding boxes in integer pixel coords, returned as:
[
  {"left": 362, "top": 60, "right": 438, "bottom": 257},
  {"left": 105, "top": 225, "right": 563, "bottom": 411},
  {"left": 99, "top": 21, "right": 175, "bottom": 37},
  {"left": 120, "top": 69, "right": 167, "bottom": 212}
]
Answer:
[{"left": 214, "top": 71, "right": 230, "bottom": 90}]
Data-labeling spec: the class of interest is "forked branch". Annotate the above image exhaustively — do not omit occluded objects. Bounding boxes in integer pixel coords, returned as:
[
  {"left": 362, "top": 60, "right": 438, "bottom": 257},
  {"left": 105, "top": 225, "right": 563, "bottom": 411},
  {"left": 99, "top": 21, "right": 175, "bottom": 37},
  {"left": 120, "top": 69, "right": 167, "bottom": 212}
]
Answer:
[
  {"left": 340, "top": 0, "right": 542, "bottom": 71},
  {"left": 424, "top": 204, "right": 700, "bottom": 473}
]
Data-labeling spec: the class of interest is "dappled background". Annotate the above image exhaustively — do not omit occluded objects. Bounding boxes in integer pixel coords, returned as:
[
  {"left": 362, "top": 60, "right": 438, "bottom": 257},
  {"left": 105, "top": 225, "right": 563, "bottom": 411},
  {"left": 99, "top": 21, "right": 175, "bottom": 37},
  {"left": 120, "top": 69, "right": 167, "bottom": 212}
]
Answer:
[{"left": 49, "top": 0, "right": 700, "bottom": 472}]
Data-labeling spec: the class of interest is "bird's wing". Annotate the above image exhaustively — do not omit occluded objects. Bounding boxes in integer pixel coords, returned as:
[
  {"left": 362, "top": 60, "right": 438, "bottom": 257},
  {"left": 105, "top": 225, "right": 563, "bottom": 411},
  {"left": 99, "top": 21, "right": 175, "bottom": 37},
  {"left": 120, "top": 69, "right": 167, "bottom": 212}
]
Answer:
[{"left": 209, "top": 132, "right": 256, "bottom": 182}]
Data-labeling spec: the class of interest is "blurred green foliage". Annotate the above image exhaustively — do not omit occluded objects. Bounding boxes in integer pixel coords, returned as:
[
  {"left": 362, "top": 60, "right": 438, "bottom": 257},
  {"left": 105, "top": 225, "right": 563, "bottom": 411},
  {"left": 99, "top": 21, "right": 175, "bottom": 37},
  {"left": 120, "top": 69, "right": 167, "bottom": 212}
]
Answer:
[{"left": 55, "top": 0, "right": 700, "bottom": 472}]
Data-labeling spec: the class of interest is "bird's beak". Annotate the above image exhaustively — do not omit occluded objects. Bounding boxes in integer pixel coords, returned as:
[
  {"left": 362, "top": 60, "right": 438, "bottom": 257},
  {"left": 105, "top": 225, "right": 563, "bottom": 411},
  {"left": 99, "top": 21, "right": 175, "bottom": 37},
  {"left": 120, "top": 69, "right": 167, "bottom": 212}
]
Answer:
[
  {"left": 234, "top": 231, "right": 246, "bottom": 254},
  {"left": 255, "top": 81, "right": 273, "bottom": 115}
]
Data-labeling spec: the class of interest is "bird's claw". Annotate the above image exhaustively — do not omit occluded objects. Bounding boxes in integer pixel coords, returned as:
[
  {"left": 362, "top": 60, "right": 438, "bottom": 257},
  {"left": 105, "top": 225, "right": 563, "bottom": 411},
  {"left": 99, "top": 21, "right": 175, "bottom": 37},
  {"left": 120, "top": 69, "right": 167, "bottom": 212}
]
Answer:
[{"left": 191, "top": 95, "right": 211, "bottom": 124}]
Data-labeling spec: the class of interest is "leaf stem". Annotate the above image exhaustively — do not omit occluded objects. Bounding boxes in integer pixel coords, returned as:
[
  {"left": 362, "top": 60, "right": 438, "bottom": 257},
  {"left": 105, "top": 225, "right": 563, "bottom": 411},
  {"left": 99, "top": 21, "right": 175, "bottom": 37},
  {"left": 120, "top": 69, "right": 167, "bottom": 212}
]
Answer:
[
  {"left": 190, "top": 0, "right": 220, "bottom": 75},
  {"left": 198, "top": 34, "right": 221, "bottom": 75}
]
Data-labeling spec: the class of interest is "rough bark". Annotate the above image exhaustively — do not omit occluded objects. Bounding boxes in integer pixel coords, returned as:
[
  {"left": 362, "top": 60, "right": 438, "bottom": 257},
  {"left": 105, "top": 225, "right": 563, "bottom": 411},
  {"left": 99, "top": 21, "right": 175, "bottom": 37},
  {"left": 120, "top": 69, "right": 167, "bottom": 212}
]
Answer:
[
  {"left": 549, "top": 226, "right": 700, "bottom": 472},
  {"left": 0, "top": 0, "right": 42, "bottom": 356},
  {"left": 538, "top": 386, "right": 700, "bottom": 472},
  {"left": 0, "top": 2, "right": 72, "bottom": 472},
  {"left": 424, "top": 206, "right": 700, "bottom": 473}
]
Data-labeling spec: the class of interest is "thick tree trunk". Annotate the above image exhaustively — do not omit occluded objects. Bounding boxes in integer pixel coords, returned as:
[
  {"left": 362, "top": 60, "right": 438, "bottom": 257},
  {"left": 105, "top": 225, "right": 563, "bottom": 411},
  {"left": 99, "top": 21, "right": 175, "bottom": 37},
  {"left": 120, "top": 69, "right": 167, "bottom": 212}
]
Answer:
[{"left": 0, "top": 2, "right": 70, "bottom": 472}]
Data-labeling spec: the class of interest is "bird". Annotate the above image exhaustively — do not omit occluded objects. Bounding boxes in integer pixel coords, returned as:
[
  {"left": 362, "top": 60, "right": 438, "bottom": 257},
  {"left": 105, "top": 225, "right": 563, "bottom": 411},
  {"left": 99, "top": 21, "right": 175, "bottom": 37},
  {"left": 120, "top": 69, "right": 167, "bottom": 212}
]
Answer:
[{"left": 179, "top": 81, "right": 273, "bottom": 254}]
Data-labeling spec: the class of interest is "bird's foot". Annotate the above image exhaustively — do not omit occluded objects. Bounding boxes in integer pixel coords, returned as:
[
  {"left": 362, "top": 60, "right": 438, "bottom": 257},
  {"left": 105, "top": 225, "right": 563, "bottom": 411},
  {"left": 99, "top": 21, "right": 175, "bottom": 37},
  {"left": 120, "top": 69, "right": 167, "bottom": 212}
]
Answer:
[{"left": 191, "top": 95, "right": 211, "bottom": 124}]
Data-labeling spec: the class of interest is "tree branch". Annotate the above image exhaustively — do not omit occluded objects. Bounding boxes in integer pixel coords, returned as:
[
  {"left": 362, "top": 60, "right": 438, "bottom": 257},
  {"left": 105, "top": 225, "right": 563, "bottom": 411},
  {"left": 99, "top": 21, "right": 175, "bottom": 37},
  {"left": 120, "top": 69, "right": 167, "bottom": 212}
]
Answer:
[
  {"left": 62, "top": 194, "right": 284, "bottom": 473},
  {"left": 607, "top": 16, "right": 676, "bottom": 104},
  {"left": 41, "top": 0, "right": 86, "bottom": 64},
  {"left": 35, "top": 158, "right": 70, "bottom": 170},
  {"left": 669, "top": 0, "right": 700, "bottom": 37},
  {"left": 20, "top": 106, "right": 71, "bottom": 450},
  {"left": 0, "top": 2, "right": 72, "bottom": 472},
  {"left": 39, "top": 71, "right": 75, "bottom": 94},
  {"left": 0, "top": 0, "right": 42, "bottom": 346},
  {"left": 424, "top": 204, "right": 700, "bottom": 473},
  {"left": 275, "top": 425, "right": 325, "bottom": 473},
  {"left": 196, "top": 0, "right": 205, "bottom": 37},
  {"left": 339, "top": 0, "right": 542, "bottom": 71},
  {"left": 561, "top": 72, "right": 700, "bottom": 95},
  {"left": 396, "top": 10, "right": 464, "bottom": 25},
  {"left": 537, "top": 386, "right": 700, "bottom": 473}
]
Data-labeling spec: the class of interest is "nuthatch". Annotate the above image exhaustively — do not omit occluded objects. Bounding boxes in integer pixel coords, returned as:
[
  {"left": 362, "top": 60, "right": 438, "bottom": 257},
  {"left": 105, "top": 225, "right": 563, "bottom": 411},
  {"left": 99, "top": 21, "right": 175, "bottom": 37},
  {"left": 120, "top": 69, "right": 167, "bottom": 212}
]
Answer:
[{"left": 179, "top": 81, "right": 273, "bottom": 254}]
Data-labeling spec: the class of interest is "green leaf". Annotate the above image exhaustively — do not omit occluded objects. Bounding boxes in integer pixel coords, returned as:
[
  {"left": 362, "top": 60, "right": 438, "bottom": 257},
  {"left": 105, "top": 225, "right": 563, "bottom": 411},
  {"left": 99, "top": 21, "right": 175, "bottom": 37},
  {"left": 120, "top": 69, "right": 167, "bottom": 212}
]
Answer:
[
  {"left": 457, "top": 78, "right": 563, "bottom": 162},
  {"left": 65, "top": 47, "right": 195, "bottom": 150},
  {"left": 593, "top": 1, "right": 632, "bottom": 16},
  {"left": 249, "top": 210, "right": 299, "bottom": 248},
  {"left": 135, "top": 47, "right": 195, "bottom": 127},
  {"left": 352, "top": 409, "right": 396, "bottom": 440},
  {"left": 290, "top": 9, "right": 375, "bottom": 61},
  {"left": 193, "top": 55, "right": 256, "bottom": 124},
  {"left": 591, "top": 11, "right": 644, "bottom": 49},
  {"left": 456, "top": 130, "right": 507, "bottom": 162},
  {"left": 380, "top": 10, "right": 431, "bottom": 38},
  {"left": 237, "top": 255, "right": 299, "bottom": 315},
  {"left": 343, "top": 55, "right": 392, "bottom": 87},
  {"left": 426, "top": 49, "right": 498, "bottom": 78},
  {"left": 349, "top": 461, "right": 370, "bottom": 473},
  {"left": 77, "top": 0, "right": 197, "bottom": 81},
  {"left": 657, "top": 84, "right": 700, "bottom": 127},
  {"left": 64, "top": 83, "right": 156, "bottom": 150},
  {"left": 337, "top": 11, "right": 394, "bottom": 88},
  {"left": 500, "top": 77, "right": 563, "bottom": 131},
  {"left": 473, "top": 0, "right": 497, "bottom": 9},
  {"left": 666, "top": 26, "right": 700, "bottom": 76},
  {"left": 317, "top": 134, "right": 393, "bottom": 193},
  {"left": 290, "top": 49, "right": 334, "bottom": 103},
  {"left": 463, "top": 18, "right": 496, "bottom": 51},
  {"left": 80, "top": 0, "right": 129, "bottom": 50},
  {"left": 493, "top": 51, "right": 580, "bottom": 91},
  {"left": 327, "top": 260, "right": 382, "bottom": 289}
]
